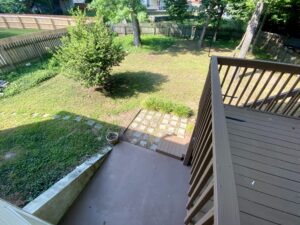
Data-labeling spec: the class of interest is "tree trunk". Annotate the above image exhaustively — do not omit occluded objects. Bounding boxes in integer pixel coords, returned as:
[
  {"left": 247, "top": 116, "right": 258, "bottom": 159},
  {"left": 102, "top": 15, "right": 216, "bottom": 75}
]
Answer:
[
  {"left": 198, "top": 14, "right": 210, "bottom": 48},
  {"left": 213, "top": 6, "right": 225, "bottom": 42},
  {"left": 131, "top": 13, "right": 142, "bottom": 47},
  {"left": 238, "top": 0, "right": 264, "bottom": 58},
  {"left": 251, "top": 7, "right": 268, "bottom": 53}
]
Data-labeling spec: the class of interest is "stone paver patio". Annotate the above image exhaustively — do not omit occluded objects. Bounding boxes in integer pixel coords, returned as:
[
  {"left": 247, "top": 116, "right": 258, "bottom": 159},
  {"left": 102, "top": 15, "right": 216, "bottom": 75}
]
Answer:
[{"left": 123, "top": 109, "right": 194, "bottom": 154}]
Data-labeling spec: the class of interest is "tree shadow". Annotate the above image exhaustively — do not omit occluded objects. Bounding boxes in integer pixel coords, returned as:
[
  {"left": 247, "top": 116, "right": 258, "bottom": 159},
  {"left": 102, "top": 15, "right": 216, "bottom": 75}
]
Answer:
[{"left": 101, "top": 71, "right": 168, "bottom": 99}]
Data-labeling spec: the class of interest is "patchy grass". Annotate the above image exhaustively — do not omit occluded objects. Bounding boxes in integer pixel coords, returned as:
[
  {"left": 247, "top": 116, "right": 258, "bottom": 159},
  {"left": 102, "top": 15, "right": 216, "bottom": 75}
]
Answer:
[
  {"left": 0, "top": 112, "right": 117, "bottom": 206},
  {"left": 0, "top": 28, "right": 39, "bottom": 39},
  {"left": 0, "top": 60, "right": 58, "bottom": 98},
  {"left": 115, "top": 34, "right": 176, "bottom": 53},
  {"left": 0, "top": 34, "right": 240, "bottom": 206},
  {"left": 142, "top": 96, "right": 192, "bottom": 117}
]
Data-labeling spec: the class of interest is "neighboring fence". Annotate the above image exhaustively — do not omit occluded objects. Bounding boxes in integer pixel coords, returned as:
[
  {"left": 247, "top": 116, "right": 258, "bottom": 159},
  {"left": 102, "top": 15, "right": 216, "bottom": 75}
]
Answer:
[
  {"left": 218, "top": 57, "right": 300, "bottom": 118},
  {"left": 183, "top": 57, "right": 241, "bottom": 225},
  {"left": 112, "top": 23, "right": 243, "bottom": 40},
  {"left": 0, "top": 28, "right": 67, "bottom": 72},
  {"left": 0, "top": 14, "right": 77, "bottom": 30},
  {"left": 257, "top": 32, "right": 300, "bottom": 65}
]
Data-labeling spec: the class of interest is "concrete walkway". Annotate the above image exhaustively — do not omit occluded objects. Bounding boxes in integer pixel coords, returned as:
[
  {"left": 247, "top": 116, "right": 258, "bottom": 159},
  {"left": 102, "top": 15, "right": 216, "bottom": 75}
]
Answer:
[{"left": 59, "top": 142, "right": 190, "bottom": 225}]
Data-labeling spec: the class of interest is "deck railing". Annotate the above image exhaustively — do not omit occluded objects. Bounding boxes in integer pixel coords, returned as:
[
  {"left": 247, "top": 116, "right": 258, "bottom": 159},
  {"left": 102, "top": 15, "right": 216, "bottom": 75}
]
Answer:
[
  {"left": 183, "top": 57, "right": 240, "bottom": 225},
  {"left": 183, "top": 56, "right": 300, "bottom": 224},
  {"left": 218, "top": 57, "right": 300, "bottom": 117}
]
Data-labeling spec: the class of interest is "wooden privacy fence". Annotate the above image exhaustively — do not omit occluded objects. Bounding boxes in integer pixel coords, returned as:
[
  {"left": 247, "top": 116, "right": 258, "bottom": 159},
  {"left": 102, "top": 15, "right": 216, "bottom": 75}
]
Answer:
[
  {"left": 0, "top": 14, "right": 77, "bottom": 30},
  {"left": 217, "top": 57, "right": 300, "bottom": 118},
  {"left": 112, "top": 23, "right": 243, "bottom": 40},
  {"left": 183, "top": 57, "right": 241, "bottom": 225},
  {"left": 0, "top": 28, "right": 67, "bottom": 72}
]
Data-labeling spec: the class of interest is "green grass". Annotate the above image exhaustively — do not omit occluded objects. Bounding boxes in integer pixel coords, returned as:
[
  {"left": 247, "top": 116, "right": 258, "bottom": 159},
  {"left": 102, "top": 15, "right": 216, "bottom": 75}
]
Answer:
[
  {"left": 0, "top": 34, "right": 240, "bottom": 206},
  {"left": 0, "top": 60, "right": 58, "bottom": 98},
  {"left": 0, "top": 28, "right": 39, "bottom": 39},
  {"left": 115, "top": 34, "right": 177, "bottom": 53},
  {"left": 142, "top": 96, "right": 193, "bottom": 117}
]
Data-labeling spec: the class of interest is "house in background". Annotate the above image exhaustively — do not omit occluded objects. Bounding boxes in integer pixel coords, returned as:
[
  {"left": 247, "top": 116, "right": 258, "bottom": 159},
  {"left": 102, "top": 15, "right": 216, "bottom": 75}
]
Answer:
[
  {"left": 59, "top": 0, "right": 88, "bottom": 13},
  {"left": 141, "top": 0, "right": 166, "bottom": 11}
]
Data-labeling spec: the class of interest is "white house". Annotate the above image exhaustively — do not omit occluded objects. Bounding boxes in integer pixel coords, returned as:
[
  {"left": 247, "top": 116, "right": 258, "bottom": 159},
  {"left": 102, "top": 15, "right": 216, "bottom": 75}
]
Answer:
[{"left": 141, "top": 0, "right": 166, "bottom": 10}]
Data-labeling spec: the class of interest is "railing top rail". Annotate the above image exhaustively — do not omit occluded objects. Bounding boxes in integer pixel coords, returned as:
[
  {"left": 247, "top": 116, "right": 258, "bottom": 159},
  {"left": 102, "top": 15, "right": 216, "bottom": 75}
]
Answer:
[
  {"left": 210, "top": 56, "right": 241, "bottom": 225},
  {"left": 217, "top": 56, "right": 300, "bottom": 74}
]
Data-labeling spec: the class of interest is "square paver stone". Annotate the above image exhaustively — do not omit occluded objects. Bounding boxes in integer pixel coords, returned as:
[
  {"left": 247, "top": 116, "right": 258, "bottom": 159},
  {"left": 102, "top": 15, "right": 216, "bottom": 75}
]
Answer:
[
  {"left": 164, "top": 114, "right": 171, "bottom": 119},
  {"left": 130, "top": 122, "right": 138, "bottom": 129},
  {"left": 135, "top": 117, "right": 142, "bottom": 122},
  {"left": 74, "top": 116, "right": 82, "bottom": 122},
  {"left": 159, "top": 124, "right": 167, "bottom": 130},
  {"left": 172, "top": 116, "right": 179, "bottom": 121},
  {"left": 177, "top": 128, "right": 185, "bottom": 138},
  {"left": 139, "top": 140, "right": 147, "bottom": 147},
  {"left": 146, "top": 115, "right": 152, "bottom": 120},
  {"left": 86, "top": 120, "right": 95, "bottom": 126},
  {"left": 162, "top": 119, "right": 169, "bottom": 124},
  {"left": 148, "top": 111, "right": 155, "bottom": 115},
  {"left": 63, "top": 115, "right": 71, "bottom": 120},
  {"left": 133, "top": 131, "right": 142, "bottom": 138},
  {"left": 147, "top": 128, "right": 154, "bottom": 134},
  {"left": 94, "top": 124, "right": 103, "bottom": 130},
  {"left": 149, "top": 144, "right": 158, "bottom": 151},
  {"left": 43, "top": 114, "right": 50, "bottom": 118},
  {"left": 180, "top": 123, "right": 187, "bottom": 129},
  {"left": 181, "top": 118, "right": 188, "bottom": 123},
  {"left": 130, "top": 138, "right": 138, "bottom": 144},
  {"left": 139, "top": 125, "right": 146, "bottom": 131},
  {"left": 170, "top": 121, "right": 177, "bottom": 126}
]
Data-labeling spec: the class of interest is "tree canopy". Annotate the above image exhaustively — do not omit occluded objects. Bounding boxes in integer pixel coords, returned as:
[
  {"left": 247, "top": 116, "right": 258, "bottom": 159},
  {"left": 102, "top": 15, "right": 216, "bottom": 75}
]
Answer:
[{"left": 164, "top": 0, "right": 189, "bottom": 22}]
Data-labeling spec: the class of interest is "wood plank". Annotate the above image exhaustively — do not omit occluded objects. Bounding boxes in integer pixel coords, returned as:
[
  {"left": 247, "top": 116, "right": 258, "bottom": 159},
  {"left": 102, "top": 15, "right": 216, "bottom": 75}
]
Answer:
[
  {"left": 234, "top": 164, "right": 300, "bottom": 193},
  {"left": 229, "top": 140, "right": 300, "bottom": 165},
  {"left": 231, "top": 147, "right": 300, "bottom": 173},
  {"left": 225, "top": 111, "right": 300, "bottom": 138},
  {"left": 235, "top": 174, "right": 300, "bottom": 203},
  {"left": 240, "top": 212, "right": 278, "bottom": 225},
  {"left": 237, "top": 186, "right": 300, "bottom": 217},
  {"left": 227, "top": 121, "right": 300, "bottom": 145},
  {"left": 228, "top": 128, "right": 299, "bottom": 151},
  {"left": 225, "top": 105, "right": 300, "bottom": 129},
  {"left": 232, "top": 155, "right": 300, "bottom": 183},
  {"left": 238, "top": 198, "right": 300, "bottom": 225},
  {"left": 229, "top": 135, "right": 300, "bottom": 158}
]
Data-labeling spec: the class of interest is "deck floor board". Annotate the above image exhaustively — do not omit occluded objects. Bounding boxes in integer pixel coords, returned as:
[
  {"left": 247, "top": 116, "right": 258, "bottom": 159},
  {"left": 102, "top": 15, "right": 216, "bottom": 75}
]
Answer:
[{"left": 225, "top": 105, "right": 300, "bottom": 225}]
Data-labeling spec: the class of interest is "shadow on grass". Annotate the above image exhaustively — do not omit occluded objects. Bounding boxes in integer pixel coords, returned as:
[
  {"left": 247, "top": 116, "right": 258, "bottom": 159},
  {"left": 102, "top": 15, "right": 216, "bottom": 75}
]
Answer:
[
  {"left": 101, "top": 71, "right": 168, "bottom": 98},
  {"left": 0, "top": 111, "right": 121, "bottom": 207}
]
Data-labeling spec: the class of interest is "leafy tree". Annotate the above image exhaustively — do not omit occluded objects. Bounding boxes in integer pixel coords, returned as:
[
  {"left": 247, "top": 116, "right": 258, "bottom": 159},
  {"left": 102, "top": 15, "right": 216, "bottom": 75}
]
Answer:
[
  {"left": 164, "top": 0, "right": 189, "bottom": 21},
  {"left": 52, "top": 11, "right": 126, "bottom": 87},
  {"left": 89, "top": 0, "right": 146, "bottom": 47},
  {"left": 0, "top": 0, "right": 27, "bottom": 13},
  {"left": 197, "top": 0, "right": 228, "bottom": 47}
]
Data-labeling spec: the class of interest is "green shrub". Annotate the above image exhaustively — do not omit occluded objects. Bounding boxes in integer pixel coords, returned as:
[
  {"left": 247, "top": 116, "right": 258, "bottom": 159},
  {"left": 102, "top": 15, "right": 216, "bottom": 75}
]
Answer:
[
  {"left": 142, "top": 97, "right": 193, "bottom": 118},
  {"left": 53, "top": 10, "right": 126, "bottom": 87}
]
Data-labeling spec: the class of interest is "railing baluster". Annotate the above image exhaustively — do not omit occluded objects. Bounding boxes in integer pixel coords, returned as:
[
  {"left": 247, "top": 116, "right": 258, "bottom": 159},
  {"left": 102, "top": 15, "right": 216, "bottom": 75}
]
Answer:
[
  {"left": 274, "top": 76, "right": 300, "bottom": 113},
  {"left": 221, "top": 65, "right": 230, "bottom": 88},
  {"left": 265, "top": 73, "right": 294, "bottom": 112},
  {"left": 223, "top": 66, "right": 239, "bottom": 102},
  {"left": 229, "top": 67, "right": 247, "bottom": 105},
  {"left": 235, "top": 69, "right": 257, "bottom": 106},
  {"left": 244, "top": 70, "right": 266, "bottom": 107},
  {"left": 283, "top": 92, "right": 300, "bottom": 115}
]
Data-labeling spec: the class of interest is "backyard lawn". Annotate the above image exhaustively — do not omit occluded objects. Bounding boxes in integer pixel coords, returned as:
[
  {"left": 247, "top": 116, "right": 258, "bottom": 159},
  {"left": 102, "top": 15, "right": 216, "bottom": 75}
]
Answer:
[
  {"left": 0, "top": 28, "right": 39, "bottom": 39},
  {"left": 0, "top": 34, "right": 239, "bottom": 206}
]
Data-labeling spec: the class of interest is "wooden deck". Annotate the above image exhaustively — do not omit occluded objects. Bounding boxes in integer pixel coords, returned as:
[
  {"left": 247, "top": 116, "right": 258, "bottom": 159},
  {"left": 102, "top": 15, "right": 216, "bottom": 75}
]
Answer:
[{"left": 225, "top": 105, "right": 300, "bottom": 225}]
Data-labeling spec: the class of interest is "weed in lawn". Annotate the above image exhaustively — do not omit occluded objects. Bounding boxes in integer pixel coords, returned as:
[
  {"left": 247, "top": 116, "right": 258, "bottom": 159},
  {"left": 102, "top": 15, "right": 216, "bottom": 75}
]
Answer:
[{"left": 142, "top": 96, "right": 193, "bottom": 118}]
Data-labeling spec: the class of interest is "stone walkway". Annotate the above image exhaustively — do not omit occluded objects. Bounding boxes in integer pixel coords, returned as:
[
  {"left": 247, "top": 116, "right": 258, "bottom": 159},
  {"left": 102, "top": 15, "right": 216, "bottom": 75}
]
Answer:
[
  {"left": 123, "top": 109, "right": 194, "bottom": 154},
  {"left": 0, "top": 111, "right": 106, "bottom": 143}
]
